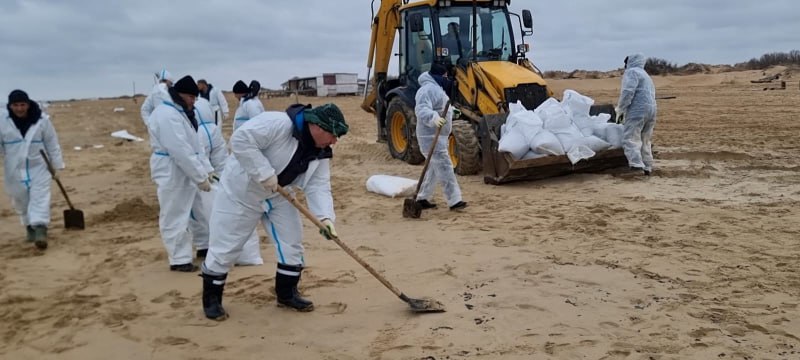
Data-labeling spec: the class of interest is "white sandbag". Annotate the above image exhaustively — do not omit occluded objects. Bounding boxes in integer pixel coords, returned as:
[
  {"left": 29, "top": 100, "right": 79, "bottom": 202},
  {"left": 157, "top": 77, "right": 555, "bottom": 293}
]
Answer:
[
  {"left": 567, "top": 145, "right": 596, "bottom": 165},
  {"left": 505, "top": 100, "right": 532, "bottom": 131},
  {"left": 522, "top": 150, "right": 549, "bottom": 160},
  {"left": 534, "top": 97, "right": 561, "bottom": 115},
  {"left": 540, "top": 105, "right": 571, "bottom": 130},
  {"left": 532, "top": 98, "right": 559, "bottom": 124},
  {"left": 605, "top": 124, "right": 624, "bottom": 148},
  {"left": 515, "top": 114, "right": 544, "bottom": 146},
  {"left": 503, "top": 102, "right": 544, "bottom": 146},
  {"left": 550, "top": 124, "right": 585, "bottom": 153},
  {"left": 591, "top": 113, "right": 611, "bottom": 123},
  {"left": 498, "top": 129, "right": 530, "bottom": 159},
  {"left": 576, "top": 135, "right": 612, "bottom": 152},
  {"left": 530, "top": 129, "right": 564, "bottom": 155},
  {"left": 366, "top": 175, "right": 417, "bottom": 198},
  {"left": 592, "top": 122, "right": 610, "bottom": 139},
  {"left": 573, "top": 117, "right": 595, "bottom": 136},
  {"left": 561, "top": 89, "right": 594, "bottom": 122}
]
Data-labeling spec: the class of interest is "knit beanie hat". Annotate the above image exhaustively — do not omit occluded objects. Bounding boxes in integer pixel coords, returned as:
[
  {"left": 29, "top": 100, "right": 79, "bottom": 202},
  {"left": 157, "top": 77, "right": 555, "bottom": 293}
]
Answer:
[
  {"left": 304, "top": 103, "right": 349, "bottom": 137},
  {"left": 232, "top": 80, "right": 248, "bottom": 94},
  {"left": 8, "top": 89, "right": 30, "bottom": 104},
  {"left": 429, "top": 63, "right": 447, "bottom": 76},
  {"left": 174, "top": 75, "right": 199, "bottom": 96}
]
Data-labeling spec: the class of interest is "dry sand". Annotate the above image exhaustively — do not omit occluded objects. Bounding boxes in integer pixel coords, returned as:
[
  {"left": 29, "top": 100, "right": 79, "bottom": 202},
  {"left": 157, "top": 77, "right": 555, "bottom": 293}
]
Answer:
[{"left": 1, "top": 69, "right": 799, "bottom": 359}]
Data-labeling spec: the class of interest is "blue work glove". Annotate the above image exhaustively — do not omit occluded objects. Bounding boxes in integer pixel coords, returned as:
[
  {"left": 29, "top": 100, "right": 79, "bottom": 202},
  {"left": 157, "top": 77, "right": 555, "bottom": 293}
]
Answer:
[{"left": 319, "top": 219, "right": 337, "bottom": 240}]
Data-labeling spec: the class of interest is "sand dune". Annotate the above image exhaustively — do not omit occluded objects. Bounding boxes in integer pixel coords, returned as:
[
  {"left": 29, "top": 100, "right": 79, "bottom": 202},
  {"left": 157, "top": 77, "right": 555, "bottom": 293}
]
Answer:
[{"left": 1, "top": 70, "right": 799, "bottom": 359}]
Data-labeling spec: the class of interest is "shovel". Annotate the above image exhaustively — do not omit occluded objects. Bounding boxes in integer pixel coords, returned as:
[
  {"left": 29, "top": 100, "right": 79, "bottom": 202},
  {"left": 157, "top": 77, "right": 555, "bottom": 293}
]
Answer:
[
  {"left": 276, "top": 186, "right": 445, "bottom": 313},
  {"left": 402, "top": 101, "right": 450, "bottom": 219},
  {"left": 39, "top": 150, "right": 85, "bottom": 230}
]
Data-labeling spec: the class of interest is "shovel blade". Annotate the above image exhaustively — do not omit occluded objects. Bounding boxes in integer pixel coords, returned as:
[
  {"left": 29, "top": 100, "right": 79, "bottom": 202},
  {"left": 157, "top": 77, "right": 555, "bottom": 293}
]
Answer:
[
  {"left": 403, "top": 295, "right": 446, "bottom": 313},
  {"left": 63, "top": 209, "right": 85, "bottom": 230},
  {"left": 402, "top": 198, "right": 422, "bottom": 218}
]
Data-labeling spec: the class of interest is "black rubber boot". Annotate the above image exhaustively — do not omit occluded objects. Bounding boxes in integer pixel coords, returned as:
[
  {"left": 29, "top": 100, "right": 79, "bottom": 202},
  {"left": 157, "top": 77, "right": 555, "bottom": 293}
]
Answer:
[
  {"left": 449, "top": 201, "right": 468, "bottom": 211},
  {"left": 275, "top": 264, "right": 314, "bottom": 312},
  {"left": 32, "top": 225, "right": 48, "bottom": 250},
  {"left": 26, "top": 226, "right": 35, "bottom": 243},
  {"left": 416, "top": 199, "right": 437, "bottom": 209},
  {"left": 201, "top": 272, "right": 229, "bottom": 320},
  {"left": 170, "top": 263, "right": 198, "bottom": 272}
]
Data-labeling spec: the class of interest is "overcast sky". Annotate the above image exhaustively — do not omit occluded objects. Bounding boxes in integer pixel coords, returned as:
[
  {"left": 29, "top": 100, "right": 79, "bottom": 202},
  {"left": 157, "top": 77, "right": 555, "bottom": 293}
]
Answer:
[{"left": 0, "top": 0, "right": 797, "bottom": 101}]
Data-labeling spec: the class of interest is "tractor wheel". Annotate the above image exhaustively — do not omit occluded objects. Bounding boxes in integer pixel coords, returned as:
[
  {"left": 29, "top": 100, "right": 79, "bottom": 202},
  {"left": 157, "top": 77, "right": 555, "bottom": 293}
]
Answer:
[
  {"left": 448, "top": 120, "right": 481, "bottom": 175},
  {"left": 386, "top": 98, "right": 424, "bottom": 165}
]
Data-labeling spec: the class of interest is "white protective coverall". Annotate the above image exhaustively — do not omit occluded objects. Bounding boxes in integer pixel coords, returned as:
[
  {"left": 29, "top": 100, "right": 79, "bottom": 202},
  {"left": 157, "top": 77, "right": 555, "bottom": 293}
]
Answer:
[
  {"left": 148, "top": 99, "right": 209, "bottom": 265},
  {"left": 189, "top": 98, "right": 263, "bottom": 265},
  {"left": 616, "top": 53, "right": 657, "bottom": 172},
  {"left": 0, "top": 107, "right": 64, "bottom": 227},
  {"left": 140, "top": 83, "right": 171, "bottom": 126},
  {"left": 414, "top": 71, "right": 462, "bottom": 207},
  {"left": 232, "top": 97, "right": 265, "bottom": 131},
  {"left": 203, "top": 110, "right": 335, "bottom": 276},
  {"left": 206, "top": 86, "right": 229, "bottom": 124}
]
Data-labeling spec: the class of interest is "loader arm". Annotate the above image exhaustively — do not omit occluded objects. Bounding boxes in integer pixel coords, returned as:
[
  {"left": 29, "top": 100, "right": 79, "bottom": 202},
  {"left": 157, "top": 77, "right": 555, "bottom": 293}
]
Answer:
[{"left": 362, "top": 0, "right": 403, "bottom": 113}]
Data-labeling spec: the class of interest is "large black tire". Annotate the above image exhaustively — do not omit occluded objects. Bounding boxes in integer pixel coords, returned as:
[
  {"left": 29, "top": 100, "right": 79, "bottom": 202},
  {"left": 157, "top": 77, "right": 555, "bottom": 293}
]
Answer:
[
  {"left": 386, "top": 98, "right": 424, "bottom": 165},
  {"left": 449, "top": 120, "right": 481, "bottom": 175}
]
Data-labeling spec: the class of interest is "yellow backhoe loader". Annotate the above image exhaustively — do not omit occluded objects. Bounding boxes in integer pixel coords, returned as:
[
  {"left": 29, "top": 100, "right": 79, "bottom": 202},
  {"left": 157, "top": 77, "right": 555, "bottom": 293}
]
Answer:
[{"left": 362, "top": 0, "right": 626, "bottom": 184}]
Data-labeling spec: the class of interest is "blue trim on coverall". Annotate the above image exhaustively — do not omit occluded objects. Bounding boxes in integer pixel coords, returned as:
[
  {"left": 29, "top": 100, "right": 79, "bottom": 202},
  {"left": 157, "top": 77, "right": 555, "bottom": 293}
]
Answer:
[{"left": 265, "top": 199, "right": 286, "bottom": 264}]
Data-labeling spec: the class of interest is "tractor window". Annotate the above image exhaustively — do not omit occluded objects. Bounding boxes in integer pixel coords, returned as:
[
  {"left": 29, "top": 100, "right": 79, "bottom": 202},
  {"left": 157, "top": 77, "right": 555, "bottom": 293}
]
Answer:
[
  {"left": 402, "top": 8, "right": 434, "bottom": 83},
  {"left": 437, "top": 6, "right": 513, "bottom": 62},
  {"left": 439, "top": 18, "right": 471, "bottom": 63},
  {"left": 488, "top": 8, "right": 512, "bottom": 60}
]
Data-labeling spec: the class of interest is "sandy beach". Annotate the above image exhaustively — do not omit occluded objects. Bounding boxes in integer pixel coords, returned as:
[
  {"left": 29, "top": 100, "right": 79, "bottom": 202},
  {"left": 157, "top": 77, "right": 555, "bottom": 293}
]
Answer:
[{"left": 1, "top": 68, "right": 799, "bottom": 359}]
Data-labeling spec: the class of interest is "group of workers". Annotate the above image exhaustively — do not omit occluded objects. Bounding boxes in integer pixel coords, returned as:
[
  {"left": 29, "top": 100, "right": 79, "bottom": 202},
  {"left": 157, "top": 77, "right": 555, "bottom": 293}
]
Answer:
[
  {"left": 1, "top": 53, "right": 656, "bottom": 320},
  {"left": 136, "top": 71, "right": 351, "bottom": 318}
]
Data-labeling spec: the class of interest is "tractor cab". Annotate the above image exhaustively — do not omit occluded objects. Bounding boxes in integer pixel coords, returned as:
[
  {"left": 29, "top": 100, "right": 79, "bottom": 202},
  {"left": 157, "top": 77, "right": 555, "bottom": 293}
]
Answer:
[{"left": 399, "top": 1, "right": 522, "bottom": 89}]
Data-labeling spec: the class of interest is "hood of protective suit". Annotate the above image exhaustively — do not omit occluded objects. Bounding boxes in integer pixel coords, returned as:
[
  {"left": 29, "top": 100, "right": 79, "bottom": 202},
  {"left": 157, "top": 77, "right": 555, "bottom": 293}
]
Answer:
[
  {"left": 7, "top": 100, "right": 42, "bottom": 137},
  {"left": 418, "top": 72, "right": 439, "bottom": 89},
  {"left": 626, "top": 53, "right": 646, "bottom": 69}
]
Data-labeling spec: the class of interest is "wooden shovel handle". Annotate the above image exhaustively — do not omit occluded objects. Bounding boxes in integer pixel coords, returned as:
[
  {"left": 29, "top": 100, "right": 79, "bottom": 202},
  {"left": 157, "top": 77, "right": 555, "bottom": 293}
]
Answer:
[
  {"left": 39, "top": 149, "right": 75, "bottom": 210},
  {"left": 276, "top": 186, "right": 404, "bottom": 298}
]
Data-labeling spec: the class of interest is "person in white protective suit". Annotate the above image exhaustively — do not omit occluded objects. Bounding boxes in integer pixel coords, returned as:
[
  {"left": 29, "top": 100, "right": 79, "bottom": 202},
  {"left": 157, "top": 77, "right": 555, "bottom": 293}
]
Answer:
[
  {"left": 196, "top": 79, "right": 229, "bottom": 125},
  {"left": 200, "top": 103, "right": 349, "bottom": 320},
  {"left": 231, "top": 80, "right": 265, "bottom": 131},
  {"left": 140, "top": 68, "right": 175, "bottom": 126},
  {"left": 189, "top": 96, "right": 263, "bottom": 266},
  {"left": 615, "top": 53, "right": 657, "bottom": 175},
  {"left": 148, "top": 75, "right": 213, "bottom": 272},
  {"left": 414, "top": 63, "right": 467, "bottom": 211},
  {"left": 0, "top": 90, "right": 64, "bottom": 250}
]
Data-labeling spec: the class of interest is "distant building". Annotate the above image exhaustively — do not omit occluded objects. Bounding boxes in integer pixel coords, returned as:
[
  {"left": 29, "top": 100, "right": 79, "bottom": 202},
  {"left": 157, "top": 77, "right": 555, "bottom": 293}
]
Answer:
[
  {"left": 281, "top": 73, "right": 359, "bottom": 97},
  {"left": 357, "top": 78, "right": 370, "bottom": 96}
]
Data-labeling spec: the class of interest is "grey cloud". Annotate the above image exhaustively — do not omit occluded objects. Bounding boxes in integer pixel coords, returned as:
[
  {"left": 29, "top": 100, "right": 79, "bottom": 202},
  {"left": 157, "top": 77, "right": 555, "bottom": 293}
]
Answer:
[{"left": 0, "top": 0, "right": 797, "bottom": 100}]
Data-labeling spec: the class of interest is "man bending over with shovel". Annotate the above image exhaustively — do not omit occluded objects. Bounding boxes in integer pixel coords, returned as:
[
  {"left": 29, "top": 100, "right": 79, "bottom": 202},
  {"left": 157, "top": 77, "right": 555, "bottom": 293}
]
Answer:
[
  {"left": 1, "top": 90, "right": 64, "bottom": 250},
  {"left": 200, "top": 103, "right": 348, "bottom": 320}
]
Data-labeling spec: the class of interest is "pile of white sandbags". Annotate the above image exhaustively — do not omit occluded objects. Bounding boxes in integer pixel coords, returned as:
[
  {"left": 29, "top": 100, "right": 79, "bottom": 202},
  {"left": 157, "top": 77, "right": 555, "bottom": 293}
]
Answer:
[{"left": 497, "top": 90, "right": 624, "bottom": 164}]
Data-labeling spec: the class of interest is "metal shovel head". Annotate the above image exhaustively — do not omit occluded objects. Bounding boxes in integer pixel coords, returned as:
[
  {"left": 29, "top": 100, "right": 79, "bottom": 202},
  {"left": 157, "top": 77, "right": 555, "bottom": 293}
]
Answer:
[
  {"left": 401, "top": 294, "right": 446, "bottom": 313},
  {"left": 402, "top": 197, "right": 422, "bottom": 218},
  {"left": 63, "top": 208, "right": 85, "bottom": 230}
]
